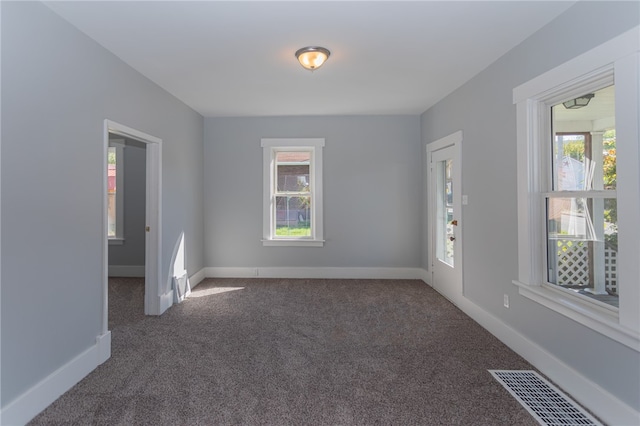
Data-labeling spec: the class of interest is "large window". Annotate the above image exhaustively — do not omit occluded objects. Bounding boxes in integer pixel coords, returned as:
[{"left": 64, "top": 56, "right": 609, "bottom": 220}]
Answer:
[
  {"left": 513, "top": 28, "right": 639, "bottom": 350},
  {"left": 261, "top": 138, "right": 324, "bottom": 246},
  {"left": 547, "top": 86, "right": 618, "bottom": 308}
]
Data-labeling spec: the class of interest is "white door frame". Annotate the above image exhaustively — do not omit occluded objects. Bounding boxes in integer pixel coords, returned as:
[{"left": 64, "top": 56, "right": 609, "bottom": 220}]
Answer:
[
  {"left": 427, "top": 131, "right": 463, "bottom": 303},
  {"left": 103, "top": 119, "right": 163, "bottom": 332}
]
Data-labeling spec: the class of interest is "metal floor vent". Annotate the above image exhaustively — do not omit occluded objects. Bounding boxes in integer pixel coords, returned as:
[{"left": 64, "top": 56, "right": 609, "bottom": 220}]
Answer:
[{"left": 489, "top": 370, "right": 602, "bottom": 426}]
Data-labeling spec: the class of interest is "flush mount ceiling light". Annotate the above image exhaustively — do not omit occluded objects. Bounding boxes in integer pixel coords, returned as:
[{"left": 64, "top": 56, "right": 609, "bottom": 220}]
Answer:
[
  {"left": 563, "top": 93, "right": 595, "bottom": 109},
  {"left": 295, "top": 46, "right": 330, "bottom": 71}
]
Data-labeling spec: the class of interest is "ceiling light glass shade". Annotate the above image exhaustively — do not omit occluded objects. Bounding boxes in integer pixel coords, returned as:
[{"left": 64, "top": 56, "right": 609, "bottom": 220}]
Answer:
[
  {"left": 562, "top": 93, "right": 595, "bottom": 109},
  {"left": 295, "top": 46, "right": 330, "bottom": 71}
]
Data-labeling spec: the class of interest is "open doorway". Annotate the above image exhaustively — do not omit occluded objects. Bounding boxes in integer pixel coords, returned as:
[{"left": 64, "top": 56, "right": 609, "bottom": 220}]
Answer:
[
  {"left": 107, "top": 135, "right": 147, "bottom": 326},
  {"left": 102, "top": 120, "right": 163, "bottom": 337},
  {"left": 107, "top": 136, "right": 146, "bottom": 276}
]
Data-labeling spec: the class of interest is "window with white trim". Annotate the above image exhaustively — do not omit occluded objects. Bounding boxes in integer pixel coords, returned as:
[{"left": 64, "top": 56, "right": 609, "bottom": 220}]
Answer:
[
  {"left": 107, "top": 139, "right": 124, "bottom": 243},
  {"left": 547, "top": 86, "right": 617, "bottom": 307},
  {"left": 261, "top": 138, "right": 324, "bottom": 247},
  {"left": 513, "top": 28, "right": 639, "bottom": 350}
]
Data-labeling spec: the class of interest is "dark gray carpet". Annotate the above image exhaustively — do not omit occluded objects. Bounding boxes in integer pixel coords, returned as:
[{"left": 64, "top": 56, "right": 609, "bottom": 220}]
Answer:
[{"left": 30, "top": 278, "right": 538, "bottom": 425}]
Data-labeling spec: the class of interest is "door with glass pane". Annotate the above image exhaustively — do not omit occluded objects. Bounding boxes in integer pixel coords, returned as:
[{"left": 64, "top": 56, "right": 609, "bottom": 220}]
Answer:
[{"left": 428, "top": 135, "right": 462, "bottom": 302}]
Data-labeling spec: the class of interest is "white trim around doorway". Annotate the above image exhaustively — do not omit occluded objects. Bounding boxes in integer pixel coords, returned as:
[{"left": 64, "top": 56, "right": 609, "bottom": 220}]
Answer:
[{"left": 103, "top": 120, "right": 164, "bottom": 329}]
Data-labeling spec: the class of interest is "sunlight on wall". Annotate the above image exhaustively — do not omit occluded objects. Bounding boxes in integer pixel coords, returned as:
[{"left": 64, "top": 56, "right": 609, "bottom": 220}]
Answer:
[{"left": 171, "top": 232, "right": 191, "bottom": 302}]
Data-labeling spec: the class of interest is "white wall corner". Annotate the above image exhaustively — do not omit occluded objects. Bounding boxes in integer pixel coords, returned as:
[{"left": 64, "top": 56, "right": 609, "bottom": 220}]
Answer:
[
  {"left": 0, "top": 339, "right": 104, "bottom": 426},
  {"left": 453, "top": 294, "right": 639, "bottom": 426}
]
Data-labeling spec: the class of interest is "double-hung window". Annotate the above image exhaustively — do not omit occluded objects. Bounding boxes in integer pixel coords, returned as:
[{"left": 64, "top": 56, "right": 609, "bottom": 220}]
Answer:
[
  {"left": 513, "top": 27, "right": 639, "bottom": 350},
  {"left": 261, "top": 138, "right": 324, "bottom": 247}
]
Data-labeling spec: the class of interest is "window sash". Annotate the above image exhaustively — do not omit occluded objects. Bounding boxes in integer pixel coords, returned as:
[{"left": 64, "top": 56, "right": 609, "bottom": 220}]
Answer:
[
  {"left": 271, "top": 148, "right": 314, "bottom": 240},
  {"left": 272, "top": 194, "right": 313, "bottom": 240},
  {"left": 261, "top": 138, "right": 324, "bottom": 246}
]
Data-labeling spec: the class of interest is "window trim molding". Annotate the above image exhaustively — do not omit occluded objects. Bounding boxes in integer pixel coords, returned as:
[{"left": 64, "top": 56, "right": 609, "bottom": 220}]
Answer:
[
  {"left": 261, "top": 138, "right": 325, "bottom": 247},
  {"left": 513, "top": 26, "right": 639, "bottom": 351},
  {"left": 512, "top": 28, "right": 638, "bottom": 104},
  {"left": 513, "top": 282, "right": 639, "bottom": 350}
]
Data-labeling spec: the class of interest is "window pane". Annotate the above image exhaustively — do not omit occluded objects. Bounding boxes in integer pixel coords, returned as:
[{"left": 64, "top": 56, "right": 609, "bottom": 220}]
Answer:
[
  {"left": 276, "top": 151, "right": 310, "bottom": 192},
  {"left": 552, "top": 85, "right": 616, "bottom": 191},
  {"left": 547, "top": 197, "right": 618, "bottom": 307},
  {"left": 275, "top": 195, "right": 311, "bottom": 237},
  {"left": 435, "top": 159, "right": 454, "bottom": 267},
  {"left": 107, "top": 147, "right": 117, "bottom": 237},
  {"left": 549, "top": 84, "right": 618, "bottom": 308}
]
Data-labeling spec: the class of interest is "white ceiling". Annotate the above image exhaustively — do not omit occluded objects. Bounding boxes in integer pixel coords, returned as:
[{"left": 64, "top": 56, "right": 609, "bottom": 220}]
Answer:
[{"left": 45, "top": 1, "right": 577, "bottom": 118}]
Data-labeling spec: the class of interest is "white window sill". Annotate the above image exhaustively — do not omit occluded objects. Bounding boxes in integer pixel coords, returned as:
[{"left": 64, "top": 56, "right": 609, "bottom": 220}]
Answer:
[
  {"left": 262, "top": 239, "right": 324, "bottom": 247},
  {"left": 108, "top": 238, "right": 125, "bottom": 246},
  {"left": 513, "top": 280, "right": 639, "bottom": 352}
]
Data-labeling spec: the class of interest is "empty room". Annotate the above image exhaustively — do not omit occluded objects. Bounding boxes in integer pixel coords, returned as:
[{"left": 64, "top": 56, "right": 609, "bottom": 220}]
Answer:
[{"left": 1, "top": 1, "right": 639, "bottom": 425}]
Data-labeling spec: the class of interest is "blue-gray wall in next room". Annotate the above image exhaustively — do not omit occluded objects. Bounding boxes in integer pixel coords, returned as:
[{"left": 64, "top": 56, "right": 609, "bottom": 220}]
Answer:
[{"left": 204, "top": 116, "right": 422, "bottom": 268}]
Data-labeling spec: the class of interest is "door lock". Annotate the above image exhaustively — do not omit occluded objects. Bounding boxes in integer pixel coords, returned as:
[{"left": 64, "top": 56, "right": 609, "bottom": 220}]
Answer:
[
  {"left": 451, "top": 220, "right": 458, "bottom": 226},
  {"left": 145, "top": 226, "right": 151, "bottom": 232},
  {"left": 449, "top": 236, "right": 455, "bottom": 241}
]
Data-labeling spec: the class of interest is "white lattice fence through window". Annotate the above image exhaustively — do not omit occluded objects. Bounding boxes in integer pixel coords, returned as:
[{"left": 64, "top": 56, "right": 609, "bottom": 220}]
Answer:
[
  {"left": 556, "top": 240, "right": 589, "bottom": 286},
  {"left": 604, "top": 246, "right": 617, "bottom": 295},
  {"left": 556, "top": 240, "right": 618, "bottom": 295}
]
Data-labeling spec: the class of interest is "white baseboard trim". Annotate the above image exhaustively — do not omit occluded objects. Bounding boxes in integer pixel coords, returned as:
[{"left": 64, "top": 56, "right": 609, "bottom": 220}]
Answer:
[
  {"left": 159, "top": 290, "right": 174, "bottom": 315},
  {"left": 189, "top": 268, "right": 206, "bottom": 289},
  {"left": 107, "top": 265, "right": 145, "bottom": 277},
  {"left": 96, "top": 331, "right": 111, "bottom": 365},
  {"left": 0, "top": 333, "right": 111, "bottom": 426},
  {"left": 439, "top": 282, "right": 639, "bottom": 426},
  {"left": 418, "top": 268, "right": 431, "bottom": 285},
  {"left": 205, "top": 266, "right": 424, "bottom": 280}
]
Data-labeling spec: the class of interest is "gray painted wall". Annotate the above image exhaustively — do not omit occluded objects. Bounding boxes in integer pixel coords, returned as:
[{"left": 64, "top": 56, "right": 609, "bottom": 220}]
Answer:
[
  {"left": 2, "top": 0, "right": 637, "bottom": 419},
  {"left": 108, "top": 140, "right": 146, "bottom": 267},
  {"left": 420, "top": 1, "right": 639, "bottom": 408},
  {"left": 204, "top": 116, "right": 421, "bottom": 268},
  {"left": 1, "top": 2, "right": 204, "bottom": 407}
]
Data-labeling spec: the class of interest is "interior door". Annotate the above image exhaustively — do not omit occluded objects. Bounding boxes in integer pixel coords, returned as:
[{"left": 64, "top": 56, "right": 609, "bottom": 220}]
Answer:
[{"left": 429, "top": 137, "right": 462, "bottom": 302}]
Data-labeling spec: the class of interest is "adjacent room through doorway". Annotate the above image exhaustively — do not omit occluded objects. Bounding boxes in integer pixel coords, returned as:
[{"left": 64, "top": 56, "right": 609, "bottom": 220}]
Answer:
[{"left": 107, "top": 134, "right": 147, "bottom": 323}]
